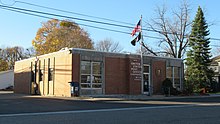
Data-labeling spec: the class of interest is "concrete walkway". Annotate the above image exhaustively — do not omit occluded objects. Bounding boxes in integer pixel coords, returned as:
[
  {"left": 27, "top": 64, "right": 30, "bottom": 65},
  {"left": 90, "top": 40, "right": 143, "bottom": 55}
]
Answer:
[
  {"left": 1, "top": 91, "right": 220, "bottom": 101},
  {"left": 77, "top": 94, "right": 220, "bottom": 101},
  {"left": 0, "top": 91, "right": 26, "bottom": 99}
]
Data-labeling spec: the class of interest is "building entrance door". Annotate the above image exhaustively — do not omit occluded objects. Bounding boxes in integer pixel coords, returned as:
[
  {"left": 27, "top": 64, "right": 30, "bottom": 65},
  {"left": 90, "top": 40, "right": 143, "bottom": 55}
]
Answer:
[
  {"left": 143, "top": 74, "right": 149, "bottom": 94},
  {"left": 143, "top": 65, "right": 150, "bottom": 95}
]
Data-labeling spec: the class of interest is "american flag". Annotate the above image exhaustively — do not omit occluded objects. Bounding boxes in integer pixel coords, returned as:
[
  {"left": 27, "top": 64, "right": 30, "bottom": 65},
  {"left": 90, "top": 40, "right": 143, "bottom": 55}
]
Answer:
[{"left": 131, "top": 20, "right": 141, "bottom": 36}]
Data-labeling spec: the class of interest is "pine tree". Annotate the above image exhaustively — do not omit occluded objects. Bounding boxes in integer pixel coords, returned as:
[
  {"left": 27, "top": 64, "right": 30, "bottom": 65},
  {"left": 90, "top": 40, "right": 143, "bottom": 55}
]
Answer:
[{"left": 185, "top": 6, "right": 213, "bottom": 92}]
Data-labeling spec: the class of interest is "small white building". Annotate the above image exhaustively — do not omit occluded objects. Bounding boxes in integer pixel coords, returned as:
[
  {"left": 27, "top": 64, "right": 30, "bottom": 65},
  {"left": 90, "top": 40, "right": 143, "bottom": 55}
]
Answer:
[{"left": 0, "top": 70, "right": 14, "bottom": 90}]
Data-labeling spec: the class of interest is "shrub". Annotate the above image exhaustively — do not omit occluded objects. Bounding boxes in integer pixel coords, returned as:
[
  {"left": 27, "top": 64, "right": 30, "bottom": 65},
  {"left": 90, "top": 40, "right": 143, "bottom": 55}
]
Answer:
[{"left": 162, "top": 78, "right": 181, "bottom": 96}]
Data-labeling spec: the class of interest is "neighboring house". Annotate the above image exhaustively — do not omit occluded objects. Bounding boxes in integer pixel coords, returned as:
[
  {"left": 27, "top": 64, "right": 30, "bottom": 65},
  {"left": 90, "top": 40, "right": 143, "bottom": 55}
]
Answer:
[
  {"left": 0, "top": 70, "right": 14, "bottom": 90},
  {"left": 210, "top": 55, "right": 220, "bottom": 92},
  {"left": 14, "top": 48, "right": 184, "bottom": 97}
]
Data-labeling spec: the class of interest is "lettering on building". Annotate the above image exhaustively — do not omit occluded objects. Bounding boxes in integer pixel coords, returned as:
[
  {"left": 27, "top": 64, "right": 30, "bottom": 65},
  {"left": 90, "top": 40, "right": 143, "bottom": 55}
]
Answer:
[{"left": 130, "top": 59, "right": 141, "bottom": 81}]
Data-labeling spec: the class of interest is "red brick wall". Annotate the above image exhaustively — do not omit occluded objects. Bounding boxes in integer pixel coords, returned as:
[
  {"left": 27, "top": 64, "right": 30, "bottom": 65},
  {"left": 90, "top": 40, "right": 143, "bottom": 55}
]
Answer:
[
  {"left": 105, "top": 57, "right": 129, "bottom": 94},
  {"left": 105, "top": 57, "right": 141, "bottom": 95},
  {"left": 152, "top": 60, "right": 166, "bottom": 94},
  {"left": 128, "top": 58, "right": 141, "bottom": 95},
  {"left": 72, "top": 53, "right": 80, "bottom": 83}
]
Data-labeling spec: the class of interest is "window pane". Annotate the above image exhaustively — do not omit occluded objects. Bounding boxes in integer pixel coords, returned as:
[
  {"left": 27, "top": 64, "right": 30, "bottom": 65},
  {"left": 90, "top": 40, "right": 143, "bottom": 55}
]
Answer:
[
  {"left": 143, "top": 74, "right": 149, "bottom": 81},
  {"left": 174, "top": 78, "right": 180, "bottom": 89},
  {"left": 31, "top": 71, "right": 34, "bottom": 82},
  {"left": 48, "top": 68, "right": 54, "bottom": 81},
  {"left": 93, "top": 75, "right": 102, "bottom": 83},
  {"left": 166, "top": 67, "right": 172, "bottom": 78},
  {"left": 92, "top": 84, "right": 102, "bottom": 88},
  {"left": 39, "top": 69, "right": 43, "bottom": 81},
  {"left": 81, "top": 84, "right": 91, "bottom": 88},
  {"left": 143, "top": 65, "right": 149, "bottom": 73},
  {"left": 81, "top": 61, "right": 91, "bottom": 74},
  {"left": 174, "top": 67, "right": 180, "bottom": 78},
  {"left": 93, "top": 62, "right": 101, "bottom": 74},
  {"left": 81, "top": 75, "right": 91, "bottom": 83}
]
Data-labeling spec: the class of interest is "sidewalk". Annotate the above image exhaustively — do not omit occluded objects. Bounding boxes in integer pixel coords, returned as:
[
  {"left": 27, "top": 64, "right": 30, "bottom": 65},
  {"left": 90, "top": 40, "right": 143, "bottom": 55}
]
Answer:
[
  {"left": 0, "top": 91, "right": 26, "bottom": 99},
  {"left": 77, "top": 94, "right": 220, "bottom": 101},
  {"left": 1, "top": 91, "right": 220, "bottom": 101},
  {"left": 51, "top": 93, "right": 220, "bottom": 102}
]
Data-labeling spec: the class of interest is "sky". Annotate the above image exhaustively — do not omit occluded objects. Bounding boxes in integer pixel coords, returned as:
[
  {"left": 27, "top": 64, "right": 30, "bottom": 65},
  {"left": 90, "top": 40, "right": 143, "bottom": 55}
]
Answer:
[{"left": 0, "top": 0, "right": 220, "bottom": 55}]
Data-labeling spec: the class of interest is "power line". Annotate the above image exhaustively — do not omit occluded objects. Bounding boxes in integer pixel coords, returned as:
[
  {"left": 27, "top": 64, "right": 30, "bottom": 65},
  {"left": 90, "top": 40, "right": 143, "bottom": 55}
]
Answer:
[
  {"left": 0, "top": 5, "right": 136, "bottom": 29},
  {"left": 0, "top": 0, "right": 184, "bottom": 35},
  {"left": 14, "top": 1, "right": 179, "bottom": 35},
  {"left": 210, "top": 45, "right": 220, "bottom": 47},
  {"left": 0, "top": 4, "right": 164, "bottom": 34},
  {"left": 0, "top": 0, "right": 180, "bottom": 35},
  {"left": 14, "top": 1, "right": 135, "bottom": 26},
  {"left": 1, "top": 3, "right": 220, "bottom": 42},
  {"left": 210, "top": 38, "right": 220, "bottom": 41},
  {"left": 1, "top": 6, "right": 163, "bottom": 40}
]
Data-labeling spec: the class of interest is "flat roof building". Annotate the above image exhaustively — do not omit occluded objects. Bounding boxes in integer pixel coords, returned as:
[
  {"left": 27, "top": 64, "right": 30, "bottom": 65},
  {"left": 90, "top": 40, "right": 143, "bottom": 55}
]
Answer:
[{"left": 14, "top": 48, "right": 184, "bottom": 97}]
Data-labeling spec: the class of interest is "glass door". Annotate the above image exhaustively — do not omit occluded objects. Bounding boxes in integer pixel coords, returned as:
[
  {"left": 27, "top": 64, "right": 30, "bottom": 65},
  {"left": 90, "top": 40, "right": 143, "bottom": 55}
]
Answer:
[
  {"left": 143, "top": 65, "right": 150, "bottom": 94},
  {"left": 143, "top": 74, "right": 149, "bottom": 93}
]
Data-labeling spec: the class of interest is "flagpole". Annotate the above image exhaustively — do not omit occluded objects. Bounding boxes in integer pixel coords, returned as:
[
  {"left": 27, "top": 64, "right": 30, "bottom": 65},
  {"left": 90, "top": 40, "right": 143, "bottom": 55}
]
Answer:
[{"left": 140, "top": 15, "right": 144, "bottom": 95}]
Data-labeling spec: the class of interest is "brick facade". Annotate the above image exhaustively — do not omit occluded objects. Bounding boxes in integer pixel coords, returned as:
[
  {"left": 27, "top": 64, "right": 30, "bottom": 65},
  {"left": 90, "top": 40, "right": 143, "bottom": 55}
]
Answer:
[
  {"left": 105, "top": 57, "right": 129, "bottom": 94},
  {"left": 152, "top": 60, "right": 166, "bottom": 94},
  {"left": 14, "top": 50, "right": 72, "bottom": 97},
  {"left": 14, "top": 48, "right": 183, "bottom": 97}
]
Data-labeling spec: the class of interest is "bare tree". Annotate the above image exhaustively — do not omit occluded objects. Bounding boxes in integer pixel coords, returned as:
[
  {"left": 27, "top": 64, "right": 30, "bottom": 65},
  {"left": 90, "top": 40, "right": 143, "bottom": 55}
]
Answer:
[
  {"left": 95, "top": 38, "right": 123, "bottom": 53},
  {"left": 136, "top": 44, "right": 157, "bottom": 56},
  {"left": 146, "top": 1, "right": 191, "bottom": 58},
  {"left": 25, "top": 47, "right": 36, "bottom": 58}
]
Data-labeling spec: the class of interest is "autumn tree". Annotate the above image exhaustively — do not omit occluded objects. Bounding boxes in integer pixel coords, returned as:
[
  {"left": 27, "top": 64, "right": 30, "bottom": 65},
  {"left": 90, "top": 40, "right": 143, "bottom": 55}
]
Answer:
[
  {"left": 0, "top": 46, "right": 27, "bottom": 70},
  {"left": 0, "top": 59, "right": 8, "bottom": 72},
  {"left": 146, "top": 1, "right": 191, "bottom": 58},
  {"left": 0, "top": 50, "right": 8, "bottom": 72},
  {"left": 95, "top": 38, "right": 123, "bottom": 53},
  {"left": 32, "top": 19, "right": 94, "bottom": 55},
  {"left": 185, "top": 6, "right": 213, "bottom": 91}
]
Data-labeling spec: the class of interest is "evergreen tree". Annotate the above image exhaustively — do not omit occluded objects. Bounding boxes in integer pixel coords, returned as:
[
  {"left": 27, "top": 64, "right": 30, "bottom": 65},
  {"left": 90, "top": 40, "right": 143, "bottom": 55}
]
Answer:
[{"left": 185, "top": 6, "right": 213, "bottom": 92}]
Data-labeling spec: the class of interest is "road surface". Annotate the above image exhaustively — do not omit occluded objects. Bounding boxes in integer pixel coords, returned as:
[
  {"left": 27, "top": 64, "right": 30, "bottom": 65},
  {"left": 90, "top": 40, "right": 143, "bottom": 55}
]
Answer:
[{"left": 0, "top": 92, "right": 220, "bottom": 124}]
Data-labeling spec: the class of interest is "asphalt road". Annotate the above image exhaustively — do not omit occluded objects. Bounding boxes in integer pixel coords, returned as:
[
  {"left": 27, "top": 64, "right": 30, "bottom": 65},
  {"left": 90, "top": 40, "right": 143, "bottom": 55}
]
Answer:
[{"left": 1, "top": 92, "right": 220, "bottom": 124}]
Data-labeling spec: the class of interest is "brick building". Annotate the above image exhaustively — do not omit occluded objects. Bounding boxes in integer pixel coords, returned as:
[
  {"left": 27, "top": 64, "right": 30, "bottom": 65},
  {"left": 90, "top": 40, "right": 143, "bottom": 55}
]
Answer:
[{"left": 14, "top": 48, "right": 184, "bottom": 97}]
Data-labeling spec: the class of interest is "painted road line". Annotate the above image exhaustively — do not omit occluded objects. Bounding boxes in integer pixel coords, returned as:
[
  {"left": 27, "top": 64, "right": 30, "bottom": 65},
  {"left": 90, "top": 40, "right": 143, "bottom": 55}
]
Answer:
[
  {"left": 0, "top": 105, "right": 195, "bottom": 117},
  {"left": 106, "top": 100, "right": 220, "bottom": 106}
]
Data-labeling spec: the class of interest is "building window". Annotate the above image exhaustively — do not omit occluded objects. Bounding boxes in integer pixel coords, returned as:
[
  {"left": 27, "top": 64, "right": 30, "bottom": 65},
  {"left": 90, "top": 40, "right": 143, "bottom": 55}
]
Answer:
[
  {"left": 143, "top": 64, "right": 150, "bottom": 93},
  {"left": 174, "top": 67, "right": 180, "bottom": 89},
  {"left": 81, "top": 61, "right": 102, "bottom": 89},
  {"left": 166, "top": 66, "right": 181, "bottom": 89},
  {"left": 48, "top": 68, "right": 54, "bottom": 81},
  {"left": 31, "top": 63, "right": 36, "bottom": 82},
  {"left": 39, "top": 69, "right": 44, "bottom": 81},
  {"left": 166, "top": 67, "right": 172, "bottom": 79},
  {"left": 31, "top": 71, "right": 35, "bottom": 82}
]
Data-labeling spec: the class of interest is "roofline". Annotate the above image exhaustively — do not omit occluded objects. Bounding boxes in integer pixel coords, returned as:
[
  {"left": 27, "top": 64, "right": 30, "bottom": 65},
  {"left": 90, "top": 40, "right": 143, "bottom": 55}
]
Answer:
[
  {"left": 0, "top": 70, "right": 14, "bottom": 74},
  {"left": 16, "top": 47, "right": 183, "bottom": 63},
  {"left": 71, "top": 48, "right": 182, "bottom": 61},
  {"left": 212, "top": 55, "right": 220, "bottom": 61},
  {"left": 15, "top": 48, "right": 70, "bottom": 63}
]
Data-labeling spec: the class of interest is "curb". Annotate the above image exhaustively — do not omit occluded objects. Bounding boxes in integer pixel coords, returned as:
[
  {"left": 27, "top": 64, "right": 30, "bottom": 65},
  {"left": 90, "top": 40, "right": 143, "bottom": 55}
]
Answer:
[{"left": 1, "top": 92, "right": 220, "bottom": 101}]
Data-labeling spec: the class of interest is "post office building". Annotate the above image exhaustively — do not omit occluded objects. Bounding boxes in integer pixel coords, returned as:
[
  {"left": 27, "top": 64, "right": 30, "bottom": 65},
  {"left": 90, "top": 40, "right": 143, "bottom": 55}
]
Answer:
[{"left": 14, "top": 48, "right": 184, "bottom": 97}]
